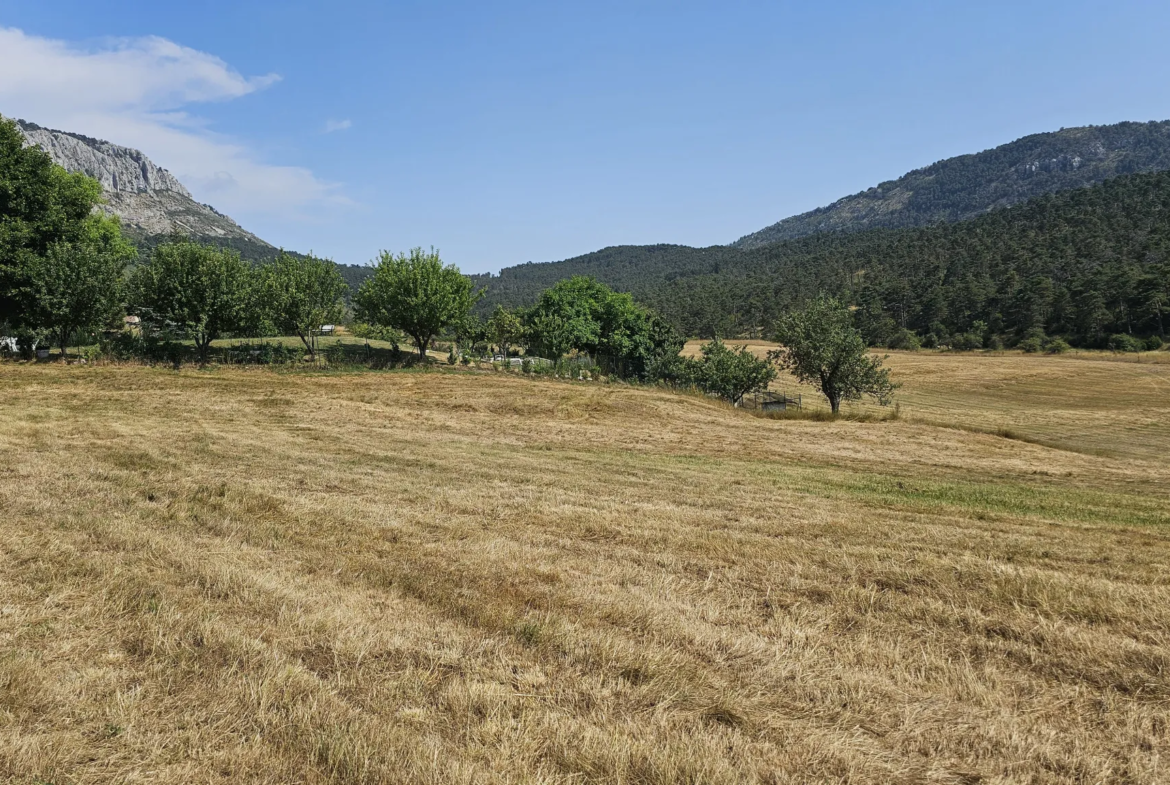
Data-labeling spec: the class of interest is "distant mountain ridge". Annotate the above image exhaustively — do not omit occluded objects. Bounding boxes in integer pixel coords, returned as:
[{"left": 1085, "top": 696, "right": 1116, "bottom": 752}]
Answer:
[
  {"left": 734, "top": 120, "right": 1170, "bottom": 247},
  {"left": 13, "top": 118, "right": 277, "bottom": 261},
  {"left": 478, "top": 169, "right": 1170, "bottom": 343}
]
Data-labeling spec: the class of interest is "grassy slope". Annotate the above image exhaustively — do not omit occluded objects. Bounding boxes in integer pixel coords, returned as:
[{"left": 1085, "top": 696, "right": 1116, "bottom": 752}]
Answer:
[
  {"left": 1, "top": 363, "right": 1168, "bottom": 783},
  {"left": 685, "top": 341, "right": 1170, "bottom": 461}
]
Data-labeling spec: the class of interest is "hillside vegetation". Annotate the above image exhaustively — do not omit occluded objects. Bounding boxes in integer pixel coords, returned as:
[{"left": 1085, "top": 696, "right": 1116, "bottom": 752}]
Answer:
[
  {"left": 1, "top": 362, "right": 1167, "bottom": 783},
  {"left": 735, "top": 120, "right": 1170, "bottom": 247},
  {"left": 475, "top": 170, "right": 1170, "bottom": 342}
]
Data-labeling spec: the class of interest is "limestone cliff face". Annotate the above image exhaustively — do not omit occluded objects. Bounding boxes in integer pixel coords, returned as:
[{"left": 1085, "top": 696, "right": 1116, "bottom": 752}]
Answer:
[{"left": 15, "top": 119, "right": 272, "bottom": 250}]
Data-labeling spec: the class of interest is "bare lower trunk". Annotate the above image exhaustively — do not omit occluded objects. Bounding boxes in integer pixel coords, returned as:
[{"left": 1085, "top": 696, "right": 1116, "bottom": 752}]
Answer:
[
  {"left": 197, "top": 335, "right": 213, "bottom": 365},
  {"left": 416, "top": 335, "right": 429, "bottom": 359}
]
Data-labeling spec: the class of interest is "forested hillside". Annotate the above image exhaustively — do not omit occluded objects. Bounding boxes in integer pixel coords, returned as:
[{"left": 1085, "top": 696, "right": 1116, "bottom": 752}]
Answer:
[
  {"left": 735, "top": 120, "right": 1170, "bottom": 247},
  {"left": 475, "top": 170, "right": 1170, "bottom": 345}
]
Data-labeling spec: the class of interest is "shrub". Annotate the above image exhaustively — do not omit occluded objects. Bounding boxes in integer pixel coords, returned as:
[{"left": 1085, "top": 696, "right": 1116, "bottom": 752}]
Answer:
[
  {"left": 1145, "top": 335, "right": 1165, "bottom": 351},
  {"left": 322, "top": 341, "right": 422, "bottom": 370},
  {"left": 1107, "top": 333, "right": 1143, "bottom": 353},
  {"left": 77, "top": 344, "right": 103, "bottom": 362},
  {"left": 951, "top": 332, "right": 983, "bottom": 351},
  {"left": 348, "top": 322, "right": 404, "bottom": 347},
  {"left": 986, "top": 335, "right": 1005, "bottom": 351},
  {"left": 218, "top": 342, "right": 304, "bottom": 365},
  {"left": 1044, "top": 337, "right": 1071, "bottom": 354},
  {"left": 921, "top": 332, "right": 939, "bottom": 349},
  {"left": 99, "top": 332, "right": 189, "bottom": 366},
  {"left": 1019, "top": 336, "right": 1043, "bottom": 353},
  {"left": 886, "top": 329, "right": 920, "bottom": 351}
]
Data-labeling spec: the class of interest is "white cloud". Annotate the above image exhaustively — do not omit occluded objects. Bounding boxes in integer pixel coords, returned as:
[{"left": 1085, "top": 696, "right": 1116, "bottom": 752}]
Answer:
[
  {"left": 0, "top": 27, "right": 346, "bottom": 219},
  {"left": 324, "top": 119, "right": 352, "bottom": 133}
]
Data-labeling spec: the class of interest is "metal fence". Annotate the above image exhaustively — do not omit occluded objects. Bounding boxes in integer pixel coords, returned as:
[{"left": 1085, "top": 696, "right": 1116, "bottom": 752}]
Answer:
[{"left": 740, "top": 391, "right": 802, "bottom": 411}]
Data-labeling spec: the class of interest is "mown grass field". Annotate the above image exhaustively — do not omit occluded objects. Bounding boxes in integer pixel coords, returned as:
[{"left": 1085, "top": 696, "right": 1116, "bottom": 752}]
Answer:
[
  {"left": 1, "top": 360, "right": 1168, "bottom": 784},
  {"left": 684, "top": 340, "right": 1170, "bottom": 461}
]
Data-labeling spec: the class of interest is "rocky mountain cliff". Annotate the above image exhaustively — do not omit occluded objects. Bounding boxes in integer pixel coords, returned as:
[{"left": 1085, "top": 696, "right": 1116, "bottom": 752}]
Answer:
[
  {"left": 735, "top": 120, "right": 1170, "bottom": 248},
  {"left": 15, "top": 119, "right": 275, "bottom": 258}
]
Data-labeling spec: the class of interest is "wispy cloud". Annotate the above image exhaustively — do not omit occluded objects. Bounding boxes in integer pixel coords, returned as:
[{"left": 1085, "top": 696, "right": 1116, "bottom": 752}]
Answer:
[
  {"left": 324, "top": 119, "right": 352, "bottom": 133},
  {"left": 0, "top": 27, "right": 346, "bottom": 219}
]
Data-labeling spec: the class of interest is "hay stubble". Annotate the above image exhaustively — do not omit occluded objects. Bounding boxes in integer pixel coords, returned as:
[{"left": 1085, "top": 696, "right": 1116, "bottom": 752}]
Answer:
[{"left": 0, "top": 364, "right": 1167, "bottom": 783}]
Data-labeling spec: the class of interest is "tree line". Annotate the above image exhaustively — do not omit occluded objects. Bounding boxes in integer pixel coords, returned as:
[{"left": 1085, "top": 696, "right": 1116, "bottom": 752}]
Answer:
[
  {"left": 2, "top": 115, "right": 897, "bottom": 413},
  {"left": 451, "top": 278, "right": 893, "bottom": 413}
]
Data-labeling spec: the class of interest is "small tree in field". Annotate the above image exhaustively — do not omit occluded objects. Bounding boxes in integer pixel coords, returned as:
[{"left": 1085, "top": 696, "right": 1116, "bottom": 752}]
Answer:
[
  {"left": 258, "top": 252, "right": 347, "bottom": 359},
  {"left": 129, "top": 239, "right": 253, "bottom": 363},
  {"left": 487, "top": 305, "right": 524, "bottom": 358},
  {"left": 772, "top": 296, "right": 898, "bottom": 414},
  {"left": 694, "top": 339, "right": 776, "bottom": 404},
  {"left": 355, "top": 247, "right": 478, "bottom": 360}
]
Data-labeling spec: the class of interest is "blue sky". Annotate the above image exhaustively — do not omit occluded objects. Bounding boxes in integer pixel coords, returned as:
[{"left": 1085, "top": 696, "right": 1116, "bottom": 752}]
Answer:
[{"left": 2, "top": 1, "right": 1170, "bottom": 273}]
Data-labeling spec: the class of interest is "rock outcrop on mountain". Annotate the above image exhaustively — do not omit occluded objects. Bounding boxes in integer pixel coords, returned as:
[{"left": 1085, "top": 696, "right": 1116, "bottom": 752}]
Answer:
[
  {"left": 14, "top": 119, "right": 274, "bottom": 256},
  {"left": 734, "top": 120, "right": 1170, "bottom": 248}
]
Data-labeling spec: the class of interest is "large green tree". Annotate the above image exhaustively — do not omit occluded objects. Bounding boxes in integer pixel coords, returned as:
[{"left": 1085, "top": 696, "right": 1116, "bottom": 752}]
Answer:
[
  {"left": 129, "top": 239, "right": 255, "bottom": 363},
  {"left": 355, "top": 247, "right": 478, "bottom": 359},
  {"left": 772, "top": 296, "right": 897, "bottom": 414},
  {"left": 524, "top": 276, "right": 679, "bottom": 379},
  {"left": 25, "top": 215, "right": 136, "bottom": 356},
  {"left": 257, "top": 252, "right": 347, "bottom": 358},
  {"left": 0, "top": 117, "right": 106, "bottom": 327}
]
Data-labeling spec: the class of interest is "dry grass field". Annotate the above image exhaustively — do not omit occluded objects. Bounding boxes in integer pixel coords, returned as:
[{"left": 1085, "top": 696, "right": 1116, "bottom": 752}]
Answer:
[
  {"left": 1, "top": 361, "right": 1168, "bottom": 783},
  {"left": 683, "top": 340, "right": 1170, "bottom": 461}
]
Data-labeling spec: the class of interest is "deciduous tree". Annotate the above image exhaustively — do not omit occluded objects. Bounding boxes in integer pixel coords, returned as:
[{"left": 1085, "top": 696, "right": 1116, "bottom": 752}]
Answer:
[
  {"left": 486, "top": 305, "right": 524, "bottom": 359},
  {"left": 258, "top": 252, "right": 347, "bottom": 358},
  {"left": 772, "top": 296, "right": 897, "bottom": 414},
  {"left": 694, "top": 339, "right": 776, "bottom": 404},
  {"left": 25, "top": 215, "right": 135, "bottom": 356},
  {"left": 355, "top": 247, "right": 478, "bottom": 360},
  {"left": 129, "top": 239, "right": 254, "bottom": 363},
  {"left": 524, "top": 276, "right": 679, "bottom": 379},
  {"left": 0, "top": 117, "right": 105, "bottom": 328}
]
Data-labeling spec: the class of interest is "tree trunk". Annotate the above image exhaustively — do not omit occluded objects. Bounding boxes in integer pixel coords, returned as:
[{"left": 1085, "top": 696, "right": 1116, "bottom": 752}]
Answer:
[
  {"left": 828, "top": 391, "right": 841, "bottom": 414},
  {"left": 299, "top": 332, "right": 314, "bottom": 360},
  {"left": 416, "top": 335, "right": 429, "bottom": 360}
]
